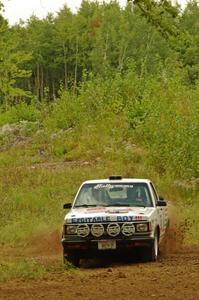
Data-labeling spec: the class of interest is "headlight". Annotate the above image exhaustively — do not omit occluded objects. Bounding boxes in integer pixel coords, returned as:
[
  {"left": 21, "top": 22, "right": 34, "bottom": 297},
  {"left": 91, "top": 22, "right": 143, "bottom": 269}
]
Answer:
[
  {"left": 66, "top": 225, "right": 77, "bottom": 235},
  {"left": 136, "top": 223, "right": 148, "bottom": 232}
]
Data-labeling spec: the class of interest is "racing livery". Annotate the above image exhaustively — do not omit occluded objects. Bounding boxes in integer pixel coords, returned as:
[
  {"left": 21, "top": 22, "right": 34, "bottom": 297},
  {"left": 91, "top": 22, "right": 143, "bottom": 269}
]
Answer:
[{"left": 62, "top": 176, "right": 169, "bottom": 266}]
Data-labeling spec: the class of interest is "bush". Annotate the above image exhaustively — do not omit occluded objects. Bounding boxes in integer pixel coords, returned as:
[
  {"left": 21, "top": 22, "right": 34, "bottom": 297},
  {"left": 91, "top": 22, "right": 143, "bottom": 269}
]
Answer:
[
  {"left": 131, "top": 67, "right": 198, "bottom": 179},
  {"left": 44, "top": 92, "right": 81, "bottom": 130},
  {"left": 0, "top": 102, "right": 42, "bottom": 126}
]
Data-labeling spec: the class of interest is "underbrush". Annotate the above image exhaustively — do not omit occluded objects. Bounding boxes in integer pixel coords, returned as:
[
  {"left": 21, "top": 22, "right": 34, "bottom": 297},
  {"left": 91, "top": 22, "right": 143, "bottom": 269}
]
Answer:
[{"left": 0, "top": 259, "right": 47, "bottom": 282}]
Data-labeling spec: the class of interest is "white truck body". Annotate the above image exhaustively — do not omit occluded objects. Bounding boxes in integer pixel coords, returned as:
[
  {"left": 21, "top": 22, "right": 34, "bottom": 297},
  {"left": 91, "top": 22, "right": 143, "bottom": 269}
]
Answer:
[{"left": 62, "top": 177, "right": 169, "bottom": 265}]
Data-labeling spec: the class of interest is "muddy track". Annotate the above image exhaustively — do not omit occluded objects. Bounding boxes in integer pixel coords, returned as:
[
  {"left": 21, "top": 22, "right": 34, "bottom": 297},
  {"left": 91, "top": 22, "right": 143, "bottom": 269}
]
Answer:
[
  {"left": 1, "top": 248, "right": 199, "bottom": 300},
  {"left": 1, "top": 210, "right": 199, "bottom": 300}
]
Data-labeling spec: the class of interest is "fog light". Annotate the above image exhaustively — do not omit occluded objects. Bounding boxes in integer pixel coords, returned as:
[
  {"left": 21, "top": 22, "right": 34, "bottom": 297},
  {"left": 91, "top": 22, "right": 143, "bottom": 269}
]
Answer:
[
  {"left": 91, "top": 224, "right": 104, "bottom": 237},
  {"left": 107, "top": 223, "right": 120, "bottom": 237},
  {"left": 77, "top": 224, "right": 90, "bottom": 237},
  {"left": 121, "top": 223, "right": 135, "bottom": 236}
]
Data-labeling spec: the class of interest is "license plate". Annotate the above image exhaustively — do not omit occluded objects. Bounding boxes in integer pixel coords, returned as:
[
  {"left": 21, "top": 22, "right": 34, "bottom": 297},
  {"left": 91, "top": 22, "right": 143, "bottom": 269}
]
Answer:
[{"left": 98, "top": 240, "right": 116, "bottom": 250}]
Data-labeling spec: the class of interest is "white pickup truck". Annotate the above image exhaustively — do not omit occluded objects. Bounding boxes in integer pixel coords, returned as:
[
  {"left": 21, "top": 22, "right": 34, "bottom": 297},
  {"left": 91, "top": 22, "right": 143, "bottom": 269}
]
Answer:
[{"left": 62, "top": 176, "right": 169, "bottom": 266}]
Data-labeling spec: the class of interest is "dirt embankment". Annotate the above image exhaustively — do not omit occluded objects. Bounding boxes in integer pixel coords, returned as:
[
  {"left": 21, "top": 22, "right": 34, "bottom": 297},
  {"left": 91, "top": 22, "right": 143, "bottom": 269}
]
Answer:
[{"left": 0, "top": 209, "right": 199, "bottom": 300}]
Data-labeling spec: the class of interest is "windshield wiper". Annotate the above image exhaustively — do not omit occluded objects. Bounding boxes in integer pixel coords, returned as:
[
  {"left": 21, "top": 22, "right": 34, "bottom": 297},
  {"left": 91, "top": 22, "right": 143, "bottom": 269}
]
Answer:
[
  {"left": 74, "top": 204, "right": 97, "bottom": 208},
  {"left": 105, "top": 204, "right": 130, "bottom": 207}
]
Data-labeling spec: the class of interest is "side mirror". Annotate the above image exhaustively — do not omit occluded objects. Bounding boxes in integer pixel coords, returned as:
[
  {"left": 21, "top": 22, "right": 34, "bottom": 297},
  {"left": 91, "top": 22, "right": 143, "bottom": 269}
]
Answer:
[
  {"left": 157, "top": 199, "right": 167, "bottom": 207},
  {"left": 63, "top": 203, "right": 72, "bottom": 209},
  {"left": 159, "top": 196, "right": 164, "bottom": 201}
]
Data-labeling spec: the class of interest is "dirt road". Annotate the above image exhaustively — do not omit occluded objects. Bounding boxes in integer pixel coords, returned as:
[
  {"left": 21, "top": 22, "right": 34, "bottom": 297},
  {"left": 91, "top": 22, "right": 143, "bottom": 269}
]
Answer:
[
  {"left": 1, "top": 247, "right": 199, "bottom": 300},
  {"left": 1, "top": 211, "right": 199, "bottom": 300}
]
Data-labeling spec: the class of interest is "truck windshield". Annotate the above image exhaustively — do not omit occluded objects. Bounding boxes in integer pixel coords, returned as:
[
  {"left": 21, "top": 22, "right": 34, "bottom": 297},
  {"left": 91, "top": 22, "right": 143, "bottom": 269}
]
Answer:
[{"left": 74, "top": 183, "right": 153, "bottom": 208}]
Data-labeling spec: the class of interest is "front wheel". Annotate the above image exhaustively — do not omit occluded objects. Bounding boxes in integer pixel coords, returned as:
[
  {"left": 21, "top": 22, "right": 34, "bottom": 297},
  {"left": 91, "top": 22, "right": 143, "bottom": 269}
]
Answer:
[
  {"left": 145, "top": 231, "right": 159, "bottom": 262},
  {"left": 150, "top": 231, "right": 159, "bottom": 261}
]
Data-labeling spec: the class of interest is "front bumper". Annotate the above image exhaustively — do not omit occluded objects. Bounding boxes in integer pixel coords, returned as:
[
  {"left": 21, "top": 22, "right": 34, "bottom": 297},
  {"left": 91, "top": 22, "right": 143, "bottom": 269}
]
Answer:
[{"left": 62, "top": 236, "right": 154, "bottom": 258}]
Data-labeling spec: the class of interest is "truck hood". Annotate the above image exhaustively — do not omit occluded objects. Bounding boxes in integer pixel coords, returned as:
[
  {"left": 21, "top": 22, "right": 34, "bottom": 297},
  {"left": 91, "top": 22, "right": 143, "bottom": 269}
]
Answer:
[{"left": 64, "top": 206, "right": 155, "bottom": 224}]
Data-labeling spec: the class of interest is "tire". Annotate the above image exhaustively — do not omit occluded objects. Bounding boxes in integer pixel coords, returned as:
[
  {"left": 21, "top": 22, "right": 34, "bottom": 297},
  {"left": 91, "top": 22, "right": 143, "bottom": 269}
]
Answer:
[
  {"left": 145, "top": 230, "right": 159, "bottom": 262},
  {"left": 63, "top": 253, "right": 80, "bottom": 267},
  {"left": 150, "top": 231, "right": 159, "bottom": 261}
]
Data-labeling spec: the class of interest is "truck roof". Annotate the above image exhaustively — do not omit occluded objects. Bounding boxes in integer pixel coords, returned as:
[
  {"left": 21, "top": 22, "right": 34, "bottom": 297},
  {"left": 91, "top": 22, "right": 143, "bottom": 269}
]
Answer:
[{"left": 82, "top": 178, "right": 151, "bottom": 185}]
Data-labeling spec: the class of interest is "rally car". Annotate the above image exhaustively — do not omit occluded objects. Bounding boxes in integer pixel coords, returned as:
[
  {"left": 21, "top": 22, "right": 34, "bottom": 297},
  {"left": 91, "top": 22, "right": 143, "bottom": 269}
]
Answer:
[{"left": 62, "top": 176, "right": 169, "bottom": 266}]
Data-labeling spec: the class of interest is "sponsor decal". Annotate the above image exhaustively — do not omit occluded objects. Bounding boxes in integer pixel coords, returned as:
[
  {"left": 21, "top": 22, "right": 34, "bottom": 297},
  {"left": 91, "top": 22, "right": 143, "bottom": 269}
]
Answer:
[
  {"left": 71, "top": 215, "right": 144, "bottom": 223},
  {"left": 71, "top": 216, "right": 111, "bottom": 223},
  {"left": 134, "top": 215, "right": 143, "bottom": 220},
  {"left": 94, "top": 184, "right": 134, "bottom": 189},
  {"left": 85, "top": 208, "right": 106, "bottom": 213},
  {"left": 85, "top": 208, "right": 132, "bottom": 214},
  {"left": 107, "top": 208, "right": 132, "bottom": 214}
]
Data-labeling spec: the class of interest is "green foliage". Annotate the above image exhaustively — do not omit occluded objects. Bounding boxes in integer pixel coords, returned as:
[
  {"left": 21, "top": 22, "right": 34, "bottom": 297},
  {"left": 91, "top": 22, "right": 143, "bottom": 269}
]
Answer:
[
  {"left": 0, "top": 102, "right": 42, "bottom": 125},
  {"left": 0, "top": 259, "right": 46, "bottom": 282},
  {"left": 130, "top": 0, "right": 180, "bottom": 38},
  {"left": 1, "top": 0, "right": 199, "bottom": 103},
  {"left": 44, "top": 91, "right": 81, "bottom": 130},
  {"left": 127, "top": 63, "right": 198, "bottom": 179},
  {"left": 0, "top": 19, "right": 32, "bottom": 105},
  {"left": 1, "top": 0, "right": 174, "bottom": 102}
]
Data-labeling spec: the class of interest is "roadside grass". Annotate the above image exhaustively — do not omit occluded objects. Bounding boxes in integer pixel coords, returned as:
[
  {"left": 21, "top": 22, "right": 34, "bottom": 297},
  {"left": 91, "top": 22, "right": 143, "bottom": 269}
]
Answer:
[
  {"left": 0, "top": 115, "right": 198, "bottom": 281},
  {"left": 177, "top": 191, "right": 199, "bottom": 244},
  {"left": 0, "top": 259, "right": 47, "bottom": 282},
  {"left": 0, "top": 143, "right": 198, "bottom": 246},
  {"left": 181, "top": 205, "right": 199, "bottom": 244}
]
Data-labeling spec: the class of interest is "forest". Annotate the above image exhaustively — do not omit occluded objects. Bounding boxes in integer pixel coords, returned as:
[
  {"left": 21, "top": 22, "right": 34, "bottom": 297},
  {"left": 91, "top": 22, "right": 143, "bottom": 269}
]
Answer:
[
  {"left": 0, "top": 0, "right": 198, "bottom": 176},
  {"left": 0, "top": 1, "right": 198, "bottom": 279},
  {"left": 1, "top": 0, "right": 199, "bottom": 104}
]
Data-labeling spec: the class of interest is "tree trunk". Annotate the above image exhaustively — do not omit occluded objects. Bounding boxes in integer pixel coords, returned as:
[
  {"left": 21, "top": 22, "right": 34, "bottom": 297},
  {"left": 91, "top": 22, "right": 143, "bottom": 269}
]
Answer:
[
  {"left": 36, "top": 63, "right": 40, "bottom": 101},
  {"left": 40, "top": 66, "right": 44, "bottom": 101},
  {"left": 119, "top": 42, "right": 127, "bottom": 71},
  {"left": 63, "top": 42, "right": 68, "bottom": 90},
  {"left": 74, "top": 38, "right": 78, "bottom": 93},
  {"left": 52, "top": 80, "right": 55, "bottom": 100},
  {"left": 104, "top": 31, "right": 109, "bottom": 62}
]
